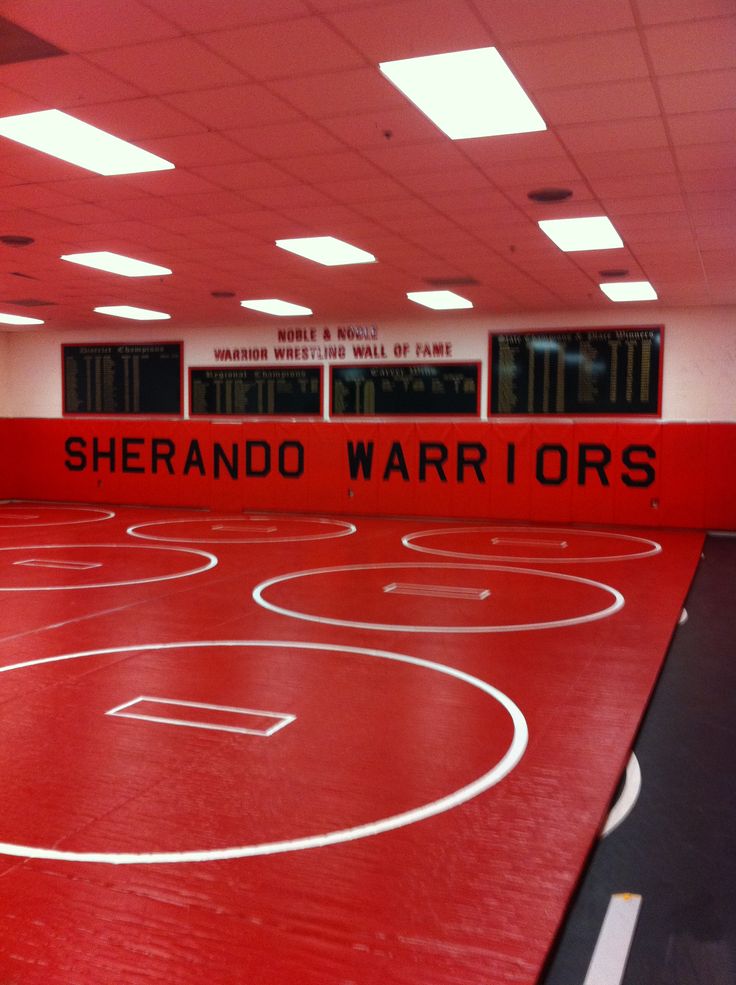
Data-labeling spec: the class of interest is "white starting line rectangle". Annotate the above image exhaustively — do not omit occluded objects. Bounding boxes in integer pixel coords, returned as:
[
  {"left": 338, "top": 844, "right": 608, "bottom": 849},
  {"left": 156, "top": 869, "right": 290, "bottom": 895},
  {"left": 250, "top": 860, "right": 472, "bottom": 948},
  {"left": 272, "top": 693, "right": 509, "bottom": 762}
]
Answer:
[
  {"left": 13, "top": 559, "right": 103, "bottom": 570},
  {"left": 490, "top": 537, "right": 568, "bottom": 548},
  {"left": 106, "top": 696, "right": 295, "bottom": 736},
  {"left": 383, "top": 582, "right": 490, "bottom": 601},
  {"left": 211, "top": 524, "right": 278, "bottom": 532}
]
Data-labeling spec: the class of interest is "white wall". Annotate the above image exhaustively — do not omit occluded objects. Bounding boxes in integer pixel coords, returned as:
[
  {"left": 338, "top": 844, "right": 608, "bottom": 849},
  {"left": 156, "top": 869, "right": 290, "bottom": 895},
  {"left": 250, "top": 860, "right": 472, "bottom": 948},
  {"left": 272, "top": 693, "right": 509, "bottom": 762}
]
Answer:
[{"left": 1, "top": 305, "right": 734, "bottom": 421}]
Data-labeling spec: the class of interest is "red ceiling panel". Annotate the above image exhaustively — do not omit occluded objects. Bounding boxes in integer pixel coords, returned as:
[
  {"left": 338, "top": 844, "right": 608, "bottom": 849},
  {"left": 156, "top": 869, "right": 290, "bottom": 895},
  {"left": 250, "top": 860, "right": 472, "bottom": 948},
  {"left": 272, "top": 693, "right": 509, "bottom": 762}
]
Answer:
[
  {"left": 269, "top": 68, "right": 406, "bottom": 117},
  {"left": 316, "top": 174, "right": 409, "bottom": 203},
  {"left": 320, "top": 106, "right": 442, "bottom": 149},
  {"left": 507, "top": 31, "right": 649, "bottom": 89},
  {"left": 190, "top": 161, "right": 296, "bottom": 191},
  {"left": 23, "top": 202, "right": 122, "bottom": 226},
  {"left": 676, "top": 142, "right": 736, "bottom": 171},
  {"left": 226, "top": 121, "right": 344, "bottom": 159},
  {"left": 0, "top": 0, "right": 181, "bottom": 51},
  {"left": 73, "top": 97, "right": 207, "bottom": 139},
  {"left": 556, "top": 118, "right": 669, "bottom": 156},
  {"left": 137, "top": 133, "right": 255, "bottom": 168},
  {"left": 667, "top": 109, "right": 736, "bottom": 146},
  {"left": 363, "top": 140, "right": 471, "bottom": 176},
  {"left": 636, "top": 0, "right": 734, "bottom": 24},
  {"left": 534, "top": 79, "right": 661, "bottom": 126},
  {"left": 602, "top": 193, "right": 687, "bottom": 216},
  {"left": 143, "top": 0, "right": 311, "bottom": 32},
  {"left": 397, "top": 168, "right": 492, "bottom": 196},
  {"left": 572, "top": 147, "right": 677, "bottom": 179},
  {"left": 460, "top": 131, "right": 569, "bottom": 165},
  {"left": 279, "top": 150, "right": 385, "bottom": 183},
  {"left": 200, "top": 18, "right": 366, "bottom": 80},
  {"left": 85, "top": 38, "right": 249, "bottom": 95},
  {"left": 0, "top": 84, "right": 43, "bottom": 117},
  {"left": 106, "top": 197, "right": 195, "bottom": 223},
  {"left": 0, "top": 55, "right": 142, "bottom": 105},
  {"left": 244, "top": 184, "right": 336, "bottom": 209},
  {"left": 679, "top": 167, "right": 736, "bottom": 192},
  {"left": 474, "top": 0, "right": 636, "bottom": 44},
  {"left": 163, "top": 85, "right": 301, "bottom": 130},
  {"left": 644, "top": 17, "right": 736, "bottom": 75},
  {"left": 587, "top": 172, "right": 684, "bottom": 199},
  {"left": 658, "top": 68, "right": 736, "bottom": 114},
  {"left": 325, "top": 0, "right": 492, "bottom": 61}
]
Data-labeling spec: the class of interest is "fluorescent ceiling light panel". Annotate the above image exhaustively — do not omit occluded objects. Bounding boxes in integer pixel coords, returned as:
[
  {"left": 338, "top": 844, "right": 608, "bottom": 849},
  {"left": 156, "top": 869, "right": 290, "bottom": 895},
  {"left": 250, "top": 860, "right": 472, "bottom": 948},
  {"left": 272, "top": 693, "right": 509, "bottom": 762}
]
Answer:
[
  {"left": 241, "top": 299, "right": 313, "bottom": 316},
  {"left": 275, "top": 236, "right": 376, "bottom": 266},
  {"left": 600, "top": 281, "right": 658, "bottom": 302},
  {"left": 379, "top": 47, "right": 546, "bottom": 140},
  {"left": 94, "top": 305, "right": 170, "bottom": 321},
  {"left": 538, "top": 216, "right": 623, "bottom": 252},
  {"left": 0, "top": 312, "right": 44, "bottom": 325},
  {"left": 61, "top": 251, "right": 172, "bottom": 277},
  {"left": 407, "top": 290, "right": 473, "bottom": 310},
  {"left": 0, "top": 109, "right": 174, "bottom": 175}
]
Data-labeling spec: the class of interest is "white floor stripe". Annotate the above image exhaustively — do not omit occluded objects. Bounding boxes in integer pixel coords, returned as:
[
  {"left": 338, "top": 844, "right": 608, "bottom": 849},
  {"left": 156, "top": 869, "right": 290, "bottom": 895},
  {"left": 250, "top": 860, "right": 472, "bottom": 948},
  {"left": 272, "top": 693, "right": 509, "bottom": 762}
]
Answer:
[{"left": 583, "top": 893, "right": 642, "bottom": 985}]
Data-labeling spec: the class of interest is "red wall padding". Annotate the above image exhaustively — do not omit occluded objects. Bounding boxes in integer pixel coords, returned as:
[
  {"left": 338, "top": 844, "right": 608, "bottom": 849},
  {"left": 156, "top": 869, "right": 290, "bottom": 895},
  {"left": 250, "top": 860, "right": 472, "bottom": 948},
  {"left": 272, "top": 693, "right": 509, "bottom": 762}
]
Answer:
[{"left": 2, "top": 418, "right": 734, "bottom": 529}]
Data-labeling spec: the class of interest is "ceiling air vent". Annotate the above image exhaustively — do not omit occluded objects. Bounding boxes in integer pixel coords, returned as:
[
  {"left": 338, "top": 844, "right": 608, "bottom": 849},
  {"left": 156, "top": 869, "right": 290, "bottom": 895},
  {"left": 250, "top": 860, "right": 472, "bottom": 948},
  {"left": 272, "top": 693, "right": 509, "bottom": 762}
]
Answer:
[
  {"left": 5, "top": 298, "right": 57, "bottom": 307},
  {"left": 0, "top": 235, "right": 34, "bottom": 247},
  {"left": 0, "top": 16, "right": 65, "bottom": 65},
  {"left": 527, "top": 188, "right": 573, "bottom": 203}
]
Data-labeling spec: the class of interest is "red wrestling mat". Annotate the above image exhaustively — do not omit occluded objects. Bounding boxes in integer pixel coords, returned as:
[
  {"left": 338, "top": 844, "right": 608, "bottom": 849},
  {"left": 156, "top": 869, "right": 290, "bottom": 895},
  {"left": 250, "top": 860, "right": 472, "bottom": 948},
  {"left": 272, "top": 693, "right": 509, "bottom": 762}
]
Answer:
[{"left": 0, "top": 504, "right": 703, "bottom": 984}]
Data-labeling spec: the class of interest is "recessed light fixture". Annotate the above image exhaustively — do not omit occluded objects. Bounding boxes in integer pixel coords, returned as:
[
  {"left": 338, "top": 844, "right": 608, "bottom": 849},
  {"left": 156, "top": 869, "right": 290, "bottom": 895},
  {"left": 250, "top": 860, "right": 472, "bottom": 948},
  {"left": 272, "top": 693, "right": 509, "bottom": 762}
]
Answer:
[
  {"left": 61, "top": 251, "right": 172, "bottom": 277},
  {"left": 0, "top": 312, "right": 44, "bottom": 325},
  {"left": 94, "top": 305, "right": 171, "bottom": 321},
  {"left": 276, "top": 236, "right": 376, "bottom": 266},
  {"left": 538, "top": 216, "right": 623, "bottom": 252},
  {"left": 379, "top": 47, "right": 545, "bottom": 140},
  {"left": 407, "top": 290, "right": 473, "bottom": 310},
  {"left": 0, "top": 109, "right": 174, "bottom": 175},
  {"left": 241, "top": 299, "right": 313, "bottom": 317},
  {"left": 600, "top": 281, "right": 658, "bottom": 302}
]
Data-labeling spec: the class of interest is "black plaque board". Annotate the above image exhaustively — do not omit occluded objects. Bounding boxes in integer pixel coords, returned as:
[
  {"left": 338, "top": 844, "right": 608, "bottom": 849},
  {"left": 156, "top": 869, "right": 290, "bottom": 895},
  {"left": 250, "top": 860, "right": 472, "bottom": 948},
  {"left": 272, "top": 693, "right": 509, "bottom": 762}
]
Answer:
[
  {"left": 63, "top": 342, "right": 182, "bottom": 415},
  {"left": 190, "top": 366, "right": 322, "bottom": 416},
  {"left": 331, "top": 363, "right": 479, "bottom": 416},
  {"left": 490, "top": 327, "right": 662, "bottom": 416}
]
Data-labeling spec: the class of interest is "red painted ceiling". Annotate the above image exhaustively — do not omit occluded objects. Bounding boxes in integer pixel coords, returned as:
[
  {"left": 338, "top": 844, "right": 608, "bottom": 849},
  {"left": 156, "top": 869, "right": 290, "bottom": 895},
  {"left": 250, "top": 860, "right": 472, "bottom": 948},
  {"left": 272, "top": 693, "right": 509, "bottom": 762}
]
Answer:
[{"left": 0, "top": 0, "right": 733, "bottom": 329}]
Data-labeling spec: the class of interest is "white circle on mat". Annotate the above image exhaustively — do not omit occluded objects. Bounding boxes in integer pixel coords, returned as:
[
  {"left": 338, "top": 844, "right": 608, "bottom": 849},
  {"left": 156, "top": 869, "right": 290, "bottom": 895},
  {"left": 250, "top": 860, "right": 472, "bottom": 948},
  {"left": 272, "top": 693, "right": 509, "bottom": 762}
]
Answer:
[
  {"left": 0, "top": 504, "right": 114, "bottom": 527},
  {"left": 253, "top": 562, "right": 624, "bottom": 633},
  {"left": 0, "top": 640, "right": 527, "bottom": 865},
  {"left": 126, "top": 515, "right": 356, "bottom": 544},
  {"left": 402, "top": 526, "right": 661, "bottom": 563},
  {"left": 0, "top": 544, "right": 217, "bottom": 591},
  {"left": 601, "top": 753, "right": 641, "bottom": 838}
]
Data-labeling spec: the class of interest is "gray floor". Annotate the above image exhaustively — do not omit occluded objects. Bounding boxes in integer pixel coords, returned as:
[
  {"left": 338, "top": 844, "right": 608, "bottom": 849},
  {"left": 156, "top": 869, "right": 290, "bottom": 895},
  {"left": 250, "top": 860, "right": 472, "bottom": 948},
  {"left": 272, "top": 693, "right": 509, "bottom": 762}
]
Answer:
[{"left": 541, "top": 533, "right": 736, "bottom": 985}]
